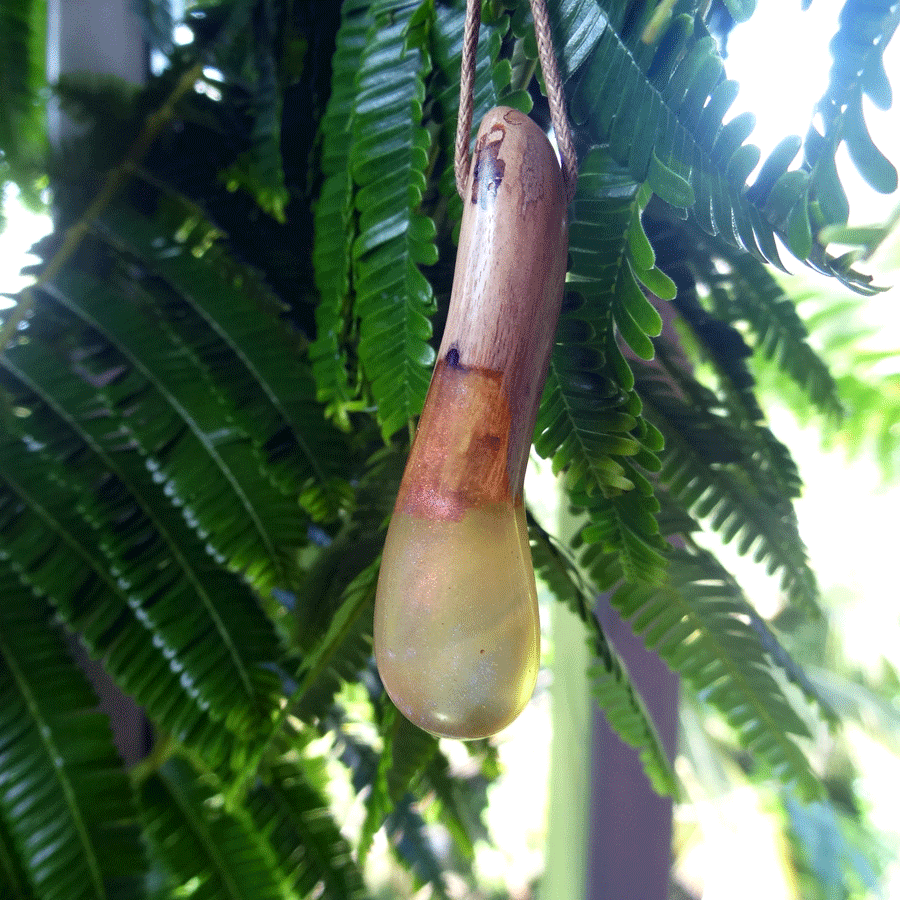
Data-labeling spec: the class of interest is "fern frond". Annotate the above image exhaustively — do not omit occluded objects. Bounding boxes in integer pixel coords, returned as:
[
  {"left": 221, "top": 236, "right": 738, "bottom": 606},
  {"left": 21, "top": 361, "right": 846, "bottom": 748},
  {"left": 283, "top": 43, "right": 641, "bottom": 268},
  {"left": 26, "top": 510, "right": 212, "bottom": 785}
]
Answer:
[
  {"left": 741, "top": 605, "right": 838, "bottom": 727},
  {"left": 0, "top": 356, "right": 282, "bottom": 756},
  {"left": 30, "top": 268, "right": 308, "bottom": 590},
  {"left": 805, "top": 0, "right": 899, "bottom": 235},
  {"left": 565, "top": 2, "right": 876, "bottom": 290},
  {"left": 139, "top": 758, "right": 292, "bottom": 900},
  {"left": 216, "top": 3, "right": 289, "bottom": 222},
  {"left": 534, "top": 150, "right": 671, "bottom": 584},
  {"left": 245, "top": 758, "right": 369, "bottom": 900},
  {"left": 292, "top": 551, "right": 380, "bottom": 723},
  {"left": 673, "top": 229, "right": 844, "bottom": 422},
  {"left": 0, "top": 586, "right": 146, "bottom": 900},
  {"left": 0, "top": 0, "right": 47, "bottom": 212},
  {"left": 643, "top": 247, "right": 809, "bottom": 513},
  {"left": 418, "top": 746, "right": 493, "bottom": 859},
  {"left": 360, "top": 703, "right": 440, "bottom": 861},
  {"left": 530, "top": 519, "right": 678, "bottom": 796},
  {"left": 98, "top": 201, "right": 353, "bottom": 521},
  {"left": 0, "top": 402, "right": 282, "bottom": 746},
  {"left": 385, "top": 794, "right": 452, "bottom": 899},
  {"left": 310, "top": 0, "right": 373, "bottom": 421},
  {"left": 831, "top": 370, "right": 900, "bottom": 480},
  {"left": 544, "top": 0, "right": 610, "bottom": 82},
  {"left": 0, "top": 808, "right": 32, "bottom": 900},
  {"left": 335, "top": 725, "right": 450, "bottom": 899},
  {"left": 750, "top": 288, "right": 900, "bottom": 482},
  {"left": 350, "top": 0, "right": 438, "bottom": 438},
  {"left": 638, "top": 366, "right": 819, "bottom": 612},
  {"left": 612, "top": 547, "right": 822, "bottom": 800}
]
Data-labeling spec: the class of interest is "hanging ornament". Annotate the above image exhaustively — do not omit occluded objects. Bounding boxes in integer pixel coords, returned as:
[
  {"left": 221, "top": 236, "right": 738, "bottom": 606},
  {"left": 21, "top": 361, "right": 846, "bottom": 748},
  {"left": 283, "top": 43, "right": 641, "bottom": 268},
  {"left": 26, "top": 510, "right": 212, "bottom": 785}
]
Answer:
[{"left": 374, "top": 0, "right": 577, "bottom": 739}]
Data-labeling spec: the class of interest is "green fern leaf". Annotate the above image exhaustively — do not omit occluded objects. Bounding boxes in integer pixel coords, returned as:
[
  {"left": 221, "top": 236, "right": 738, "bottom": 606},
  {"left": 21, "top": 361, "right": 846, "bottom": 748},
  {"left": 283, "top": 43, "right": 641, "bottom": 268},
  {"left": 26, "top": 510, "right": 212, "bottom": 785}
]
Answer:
[
  {"left": 544, "top": 0, "right": 611, "bottom": 82},
  {"left": 418, "top": 746, "right": 494, "bottom": 859},
  {"left": 292, "top": 551, "right": 380, "bottom": 723},
  {"left": 98, "top": 202, "right": 353, "bottom": 521},
  {"left": 808, "top": 1, "right": 899, "bottom": 211},
  {"left": 0, "top": 807, "right": 33, "bottom": 900},
  {"left": 638, "top": 369, "right": 819, "bottom": 612},
  {"left": 139, "top": 758, "right": 290, "bottom": 900},
  {"left": 350, "top": 0, "right": 437, "bottom": 438},
  {"left": 311, "top": 0, "right": 373, "bottom": 421},
  {"left": 0, "top": 356, "right": 282, "bottom": 752},
  {"left": 707, "top": 250, "right": 844, "bottom": 421},
  {"left": 530, "top": 520, "right": 678, "bottom": 795},
  {"left": 385, "top": 795, "right": 451, "bottom": 899},
  {"left": 741, "top": 605, "right": 839, "bottom": 727},
  {"left": 0, "top": 0, "right": 47, "bottom": 212},
  {"left": 612, "top": 548, "right": 823, "bottom": 800},
  {"left": 246, "top": 758, "right": 369, "bottom": 900},
  {"left": 645, "top": 249, "right": 809, "bottom": 505},
  {"left": 335, "top": 725, "right": 450, "bottom": 898},
  {"left": 534, "top": 150, "right": 670, "bottom": 584},
  {"left": 0, "top": 587, "right": 147, "bottom": 900},
  {"left": 361, "top": 702, "right": 440, "bottom": 862},
  {"left": 207, "top": 0, "right": 289, "bottom": 219},
  {"left": 33, "top": 270, "right": 308, "bottom": 590},
  {"left": 0, "top": 420, "right": 282, "bottom": 737},
  {"left": 566, "top": 2, "right": 875, "bottom": 290}
]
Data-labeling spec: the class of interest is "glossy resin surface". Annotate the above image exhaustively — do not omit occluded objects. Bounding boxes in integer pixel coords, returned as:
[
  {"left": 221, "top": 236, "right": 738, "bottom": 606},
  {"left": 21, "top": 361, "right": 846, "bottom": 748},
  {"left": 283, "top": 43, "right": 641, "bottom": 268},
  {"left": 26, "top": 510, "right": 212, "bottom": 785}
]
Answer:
[{"left": 375, "top": 503, "right": 539, "bottom": 739}]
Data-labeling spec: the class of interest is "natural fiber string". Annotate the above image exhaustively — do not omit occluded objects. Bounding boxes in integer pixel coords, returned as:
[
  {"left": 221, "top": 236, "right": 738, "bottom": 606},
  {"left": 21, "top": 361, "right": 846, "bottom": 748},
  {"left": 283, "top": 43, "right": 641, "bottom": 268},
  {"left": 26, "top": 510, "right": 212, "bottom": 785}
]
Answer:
[
  {"left": 454, "top": 0, "right": 578, "bottom": 204},
  {"left": 454, "top": 0, "right": 481, "bottom": 199}
]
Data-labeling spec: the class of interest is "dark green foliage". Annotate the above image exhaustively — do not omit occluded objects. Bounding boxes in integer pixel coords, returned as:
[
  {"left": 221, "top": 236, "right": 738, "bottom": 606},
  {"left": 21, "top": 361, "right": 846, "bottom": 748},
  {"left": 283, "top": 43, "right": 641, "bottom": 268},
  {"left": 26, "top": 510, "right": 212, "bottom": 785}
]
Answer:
[
  {"left": 534, "top": 151, "right": 672, "bottom": 584},
  {"left": 0, "top": 589, "right": 146, "bottom": 900},
  {"left": 140, "top": 757, "right": 301, "bottom": 900},
  {"left": 310, "top": 0, "right": 373, "bottom": 421},
  {"left": 246, "top": 759, "right": 369, "bottom": 900},
  {"left": 0, "top": 0, "right": 897, "bottom": 896},
  {"left": 564, "top": 0, "right": 880, "bottom": 290},
  {"left": 0, "top": 392, "right": 281, "bottom": 752}
]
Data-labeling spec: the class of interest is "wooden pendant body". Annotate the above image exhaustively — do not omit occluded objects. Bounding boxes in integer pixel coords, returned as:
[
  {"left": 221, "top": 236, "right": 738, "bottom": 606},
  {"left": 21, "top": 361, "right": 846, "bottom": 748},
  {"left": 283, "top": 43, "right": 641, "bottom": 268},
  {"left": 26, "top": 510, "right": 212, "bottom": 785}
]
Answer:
[{"left": 374, "top": 106, "right": 569, "bottom": 739}]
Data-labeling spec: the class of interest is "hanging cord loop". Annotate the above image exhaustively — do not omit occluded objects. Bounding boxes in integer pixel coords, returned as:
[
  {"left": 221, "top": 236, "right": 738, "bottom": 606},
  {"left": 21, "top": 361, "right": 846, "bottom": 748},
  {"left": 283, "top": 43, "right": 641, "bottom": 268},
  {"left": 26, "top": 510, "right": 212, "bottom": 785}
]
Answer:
[{"left": 454, "top": 0, "right": 579, "bottom": 204}]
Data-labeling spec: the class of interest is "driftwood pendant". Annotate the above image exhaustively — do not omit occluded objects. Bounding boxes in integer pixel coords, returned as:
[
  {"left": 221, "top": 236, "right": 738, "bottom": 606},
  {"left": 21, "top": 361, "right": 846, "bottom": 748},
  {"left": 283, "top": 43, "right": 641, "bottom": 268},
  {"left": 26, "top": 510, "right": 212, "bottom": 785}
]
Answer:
[{"left": 374, "top": 107, "right": 569, "bottom": 739}]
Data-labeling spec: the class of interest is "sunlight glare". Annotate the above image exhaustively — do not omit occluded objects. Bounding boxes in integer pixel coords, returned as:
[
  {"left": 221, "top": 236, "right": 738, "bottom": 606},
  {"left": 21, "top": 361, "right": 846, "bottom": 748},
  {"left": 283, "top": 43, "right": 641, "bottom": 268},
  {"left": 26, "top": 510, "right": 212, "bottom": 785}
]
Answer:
[{"left": 0, "top": 187, "right": 52, "bottom": 310}]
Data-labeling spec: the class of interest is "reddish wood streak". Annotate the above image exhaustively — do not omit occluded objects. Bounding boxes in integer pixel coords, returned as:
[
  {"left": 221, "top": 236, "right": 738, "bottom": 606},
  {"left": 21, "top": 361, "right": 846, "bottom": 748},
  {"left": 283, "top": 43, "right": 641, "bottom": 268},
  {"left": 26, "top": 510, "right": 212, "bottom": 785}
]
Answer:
[{"left": 396, "top": 359, "right": 514, "bottom": 520}]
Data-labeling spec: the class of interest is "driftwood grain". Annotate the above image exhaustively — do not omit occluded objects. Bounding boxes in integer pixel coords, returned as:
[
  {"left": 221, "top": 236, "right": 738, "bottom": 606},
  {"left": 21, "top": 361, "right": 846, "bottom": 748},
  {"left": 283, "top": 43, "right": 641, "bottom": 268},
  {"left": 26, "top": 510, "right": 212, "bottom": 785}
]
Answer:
[{"left": 397, "top": 106, "right": 569, "bottom": 518}]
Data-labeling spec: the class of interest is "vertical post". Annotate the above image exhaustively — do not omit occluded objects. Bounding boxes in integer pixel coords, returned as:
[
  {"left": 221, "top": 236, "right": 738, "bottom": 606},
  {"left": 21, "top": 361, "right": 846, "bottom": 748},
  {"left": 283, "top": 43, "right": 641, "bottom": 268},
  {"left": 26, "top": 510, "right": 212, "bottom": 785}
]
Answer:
[
  {"left": 542, "top": 494, "right": 679, "bottom": 900},
  {"left": 46, "top": 0, "right": 150, "bottom": 765},
  {"left": 47, "top": 0, "right": 147, "bottom": 143},
  {"left": 584, "top": 598, "right": 680, "bottom": 900},
  {"left": 542, "top": 597, "right": 593, "bottom": 900}
]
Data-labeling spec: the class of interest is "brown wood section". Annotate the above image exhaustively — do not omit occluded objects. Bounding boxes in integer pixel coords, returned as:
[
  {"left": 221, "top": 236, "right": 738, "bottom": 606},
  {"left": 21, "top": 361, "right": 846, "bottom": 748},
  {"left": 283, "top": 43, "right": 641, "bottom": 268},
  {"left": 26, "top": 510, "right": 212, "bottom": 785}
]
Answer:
[
  {"left": 399, "top": 107, "right": 569, "bottom": 520},
  {"left": 396, "top": 357, "right": 514, "bottom": 519}
]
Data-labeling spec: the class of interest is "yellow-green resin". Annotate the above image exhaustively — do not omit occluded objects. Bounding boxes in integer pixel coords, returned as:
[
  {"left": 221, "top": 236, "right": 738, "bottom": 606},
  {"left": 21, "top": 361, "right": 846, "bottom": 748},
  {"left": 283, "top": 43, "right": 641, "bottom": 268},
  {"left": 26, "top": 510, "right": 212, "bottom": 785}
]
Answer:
[{"left": 374, "top": 502, "right": 539, "bottom": 739}]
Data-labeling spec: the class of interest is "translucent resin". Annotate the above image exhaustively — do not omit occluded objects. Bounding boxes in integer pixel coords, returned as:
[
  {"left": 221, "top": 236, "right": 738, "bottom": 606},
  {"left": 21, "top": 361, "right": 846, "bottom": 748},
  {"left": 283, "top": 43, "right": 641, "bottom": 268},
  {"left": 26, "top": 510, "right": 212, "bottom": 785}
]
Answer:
[{"left": 374, "top": 502, "right": 539, "bottom": 739}]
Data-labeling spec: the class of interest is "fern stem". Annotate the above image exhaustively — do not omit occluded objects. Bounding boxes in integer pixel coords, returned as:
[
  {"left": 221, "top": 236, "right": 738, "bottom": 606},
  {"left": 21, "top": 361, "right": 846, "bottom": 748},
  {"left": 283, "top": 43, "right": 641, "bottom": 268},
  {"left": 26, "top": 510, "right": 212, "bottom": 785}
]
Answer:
[{"left": 0, "top": 62, "right": 204, "bottom": 350}]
